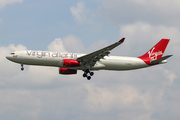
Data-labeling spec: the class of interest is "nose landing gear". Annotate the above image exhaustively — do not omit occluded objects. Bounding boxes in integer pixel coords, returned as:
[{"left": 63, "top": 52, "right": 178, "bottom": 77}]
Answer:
[
  {"left": 21, "top": 64, "right": 24, "bottom": 71},
  {"left": 83, "top": 69, "right": 94, "bottom": 80}
]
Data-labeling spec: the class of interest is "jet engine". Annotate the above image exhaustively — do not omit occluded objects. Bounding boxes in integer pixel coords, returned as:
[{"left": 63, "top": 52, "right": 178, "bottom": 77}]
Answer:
[
  {"left": 59, "top": 68, "right": 77, "bottom": 75},
  {"left": 63, "top": 59, "right": 80, "bottom": 67}
]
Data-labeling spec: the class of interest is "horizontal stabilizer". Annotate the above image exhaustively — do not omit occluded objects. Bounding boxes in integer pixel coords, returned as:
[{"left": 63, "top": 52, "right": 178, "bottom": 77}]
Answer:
[{"left": 150, "top": 55, "right": 172, "bottom": 64}]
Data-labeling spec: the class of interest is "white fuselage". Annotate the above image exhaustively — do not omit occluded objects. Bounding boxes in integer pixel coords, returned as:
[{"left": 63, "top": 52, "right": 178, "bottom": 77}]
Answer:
[
  {"left": 6, "top": 50, "right": 156, "bottom": 71},
  {"left": 6, "top": 38, "right": 171, "bottom": 80}
]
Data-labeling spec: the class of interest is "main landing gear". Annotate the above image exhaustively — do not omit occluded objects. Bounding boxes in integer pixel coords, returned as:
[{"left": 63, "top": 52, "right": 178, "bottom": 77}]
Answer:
[
  {"left": 21, "top": 64, "right": 24, "bottom": 71},
  {"left": 83, "top": 69, "right": 94, "bottom": 80}
]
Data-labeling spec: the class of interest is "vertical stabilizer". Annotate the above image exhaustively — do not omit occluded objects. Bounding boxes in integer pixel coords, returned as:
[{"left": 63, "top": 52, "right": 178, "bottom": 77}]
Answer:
[
  {"left": 138, "top": 39, "right": 170, "bottom": 65},
  {"left": 138, "top": 39, "right": 170, "bottom": 60}
]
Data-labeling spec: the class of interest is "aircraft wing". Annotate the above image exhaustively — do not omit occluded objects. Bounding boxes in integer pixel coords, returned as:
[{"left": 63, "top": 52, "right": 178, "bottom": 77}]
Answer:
[{"left": 77, "top": 38, "right": 125, "bottom": 67}]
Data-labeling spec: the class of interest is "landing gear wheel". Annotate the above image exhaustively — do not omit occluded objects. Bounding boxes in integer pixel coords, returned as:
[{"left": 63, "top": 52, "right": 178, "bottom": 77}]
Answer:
[
  {"left": 21, "top": 67, "right": 24, "bottom": 71},
  {"left": 90, "top": 72, "right": 94, "bottom": 76},
  {"left": 85, "top": 69, "right": 90, "bottom": 73},
  {"left": 83, "top": 69, "right": 94, "bottom": 80},
  {"left": 83, "top": 73, "right": 87, "bottom": 77},
  {"left": 87, "top": 76, "right": 91, "bottom": 80}
]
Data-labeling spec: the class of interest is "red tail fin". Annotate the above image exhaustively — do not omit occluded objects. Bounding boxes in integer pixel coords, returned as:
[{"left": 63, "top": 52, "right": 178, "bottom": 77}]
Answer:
[{"left": 138, "top": 39, "right": 170, "bottom": 60}]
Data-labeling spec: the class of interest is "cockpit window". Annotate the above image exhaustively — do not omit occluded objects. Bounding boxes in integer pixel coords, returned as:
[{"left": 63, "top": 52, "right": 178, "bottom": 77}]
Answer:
[{"left": 10, "top": 53, "right": 15, "bottom": 55}]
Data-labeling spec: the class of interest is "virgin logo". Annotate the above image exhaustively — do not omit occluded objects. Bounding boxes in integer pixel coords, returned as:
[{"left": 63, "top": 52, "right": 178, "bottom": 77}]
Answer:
[
  {"left": 13, "top": 55, "right": 18, "bottom": 58},
  {"left": 148, "top": 47, "right": 163, "bottom": 60}
]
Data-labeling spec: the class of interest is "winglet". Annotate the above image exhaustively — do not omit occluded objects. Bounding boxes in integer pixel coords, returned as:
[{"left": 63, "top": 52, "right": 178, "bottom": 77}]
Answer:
[{"left": 119, "top": 38, "right": 125, "bottom": 43}]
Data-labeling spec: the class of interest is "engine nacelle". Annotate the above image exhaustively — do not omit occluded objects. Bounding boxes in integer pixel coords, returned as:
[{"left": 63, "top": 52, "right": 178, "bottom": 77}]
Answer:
[
  {"left": 59, "top": 68, "right": 77, "bottom": 75},
  {"left": 63, "top": 59, "right": 80, "bottom": 67}
]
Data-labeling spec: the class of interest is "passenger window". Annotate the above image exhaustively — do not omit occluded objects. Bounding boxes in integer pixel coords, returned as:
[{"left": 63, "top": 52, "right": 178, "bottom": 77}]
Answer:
[{"left": 10, "top": 53, "right": 15, "bottom": 55}]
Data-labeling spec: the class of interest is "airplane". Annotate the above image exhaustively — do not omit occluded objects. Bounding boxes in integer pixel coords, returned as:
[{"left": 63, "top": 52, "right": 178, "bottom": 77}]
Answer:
[{"left": 6, "top": 38, "right": 172, "bottom": 80}]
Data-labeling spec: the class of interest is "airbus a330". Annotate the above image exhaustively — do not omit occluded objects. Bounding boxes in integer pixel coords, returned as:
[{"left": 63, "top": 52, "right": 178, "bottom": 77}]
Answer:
[{"left": 6, "top": 38, "right": 172, "bottom": 80}]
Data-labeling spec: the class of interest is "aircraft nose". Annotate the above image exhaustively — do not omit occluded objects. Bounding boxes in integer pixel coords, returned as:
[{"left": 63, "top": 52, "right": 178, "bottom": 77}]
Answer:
[{"left": 6, "top": 55, "right": 12, "bottom": 60}]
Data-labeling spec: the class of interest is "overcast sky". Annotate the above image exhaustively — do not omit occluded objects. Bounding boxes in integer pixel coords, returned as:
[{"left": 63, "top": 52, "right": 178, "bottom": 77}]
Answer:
[{"left": 0, "top": 0, "right": 180, "bottom": 120}]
